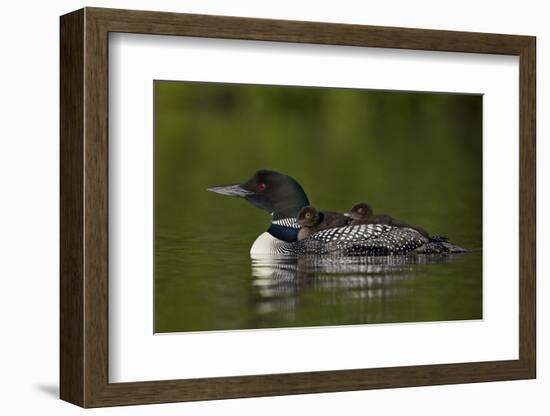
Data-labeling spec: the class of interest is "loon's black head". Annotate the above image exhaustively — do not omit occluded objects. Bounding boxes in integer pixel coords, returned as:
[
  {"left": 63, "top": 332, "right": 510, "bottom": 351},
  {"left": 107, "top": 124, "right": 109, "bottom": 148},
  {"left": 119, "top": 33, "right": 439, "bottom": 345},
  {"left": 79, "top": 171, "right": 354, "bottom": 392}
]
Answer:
[
  {"left": 349, "top": 202, "right": 374, "bottom": 220},
  {"left": 207, "top": 170, "right": 310, "bottom": 220},
  {"left": 297, "top": 206, "right": 322, "bottom": 227}
]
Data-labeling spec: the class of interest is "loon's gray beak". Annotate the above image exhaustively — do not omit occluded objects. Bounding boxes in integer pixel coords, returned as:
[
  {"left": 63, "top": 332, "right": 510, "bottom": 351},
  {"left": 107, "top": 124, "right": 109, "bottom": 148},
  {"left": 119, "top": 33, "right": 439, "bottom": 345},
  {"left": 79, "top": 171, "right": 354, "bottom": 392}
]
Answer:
[
  {"left": 207, "top": 184, "right": 254, "bottom": 198},
  {"left": 343, "top": 212, "right": 351, "bottom": 217}
]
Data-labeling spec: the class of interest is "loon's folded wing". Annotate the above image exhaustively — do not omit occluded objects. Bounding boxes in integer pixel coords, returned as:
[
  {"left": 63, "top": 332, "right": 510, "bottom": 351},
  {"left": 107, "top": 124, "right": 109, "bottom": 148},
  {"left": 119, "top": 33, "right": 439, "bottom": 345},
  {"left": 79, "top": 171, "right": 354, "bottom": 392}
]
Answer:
[
  {"left": 306, "top": 224, "right": 428, "bottom": 255},
  {"left": 271, "top": 224, "right": 466, "bottom": 256}
]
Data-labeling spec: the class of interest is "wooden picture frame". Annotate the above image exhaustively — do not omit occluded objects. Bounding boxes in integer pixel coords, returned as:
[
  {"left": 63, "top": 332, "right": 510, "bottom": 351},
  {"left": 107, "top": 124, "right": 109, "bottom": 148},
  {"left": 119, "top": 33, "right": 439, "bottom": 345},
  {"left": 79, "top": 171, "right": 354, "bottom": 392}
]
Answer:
[{"left": 60, "top": 7, "right": 536, "bottom": 408}]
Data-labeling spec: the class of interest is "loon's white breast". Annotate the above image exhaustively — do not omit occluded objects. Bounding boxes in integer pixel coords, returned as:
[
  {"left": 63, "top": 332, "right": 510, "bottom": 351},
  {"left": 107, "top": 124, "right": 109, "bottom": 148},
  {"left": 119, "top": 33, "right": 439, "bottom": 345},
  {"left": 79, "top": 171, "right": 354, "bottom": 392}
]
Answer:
[{"left": 250, "top": 232, "right": 286, "bottom": 256}]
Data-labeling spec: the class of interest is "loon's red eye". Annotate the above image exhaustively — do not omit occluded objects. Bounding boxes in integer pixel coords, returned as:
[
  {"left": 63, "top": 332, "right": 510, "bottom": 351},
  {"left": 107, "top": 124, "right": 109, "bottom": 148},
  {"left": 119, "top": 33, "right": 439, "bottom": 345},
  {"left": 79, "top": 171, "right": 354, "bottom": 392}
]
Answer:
[{"left": 258, "top": 182, "right": 267, "bottom": 191}]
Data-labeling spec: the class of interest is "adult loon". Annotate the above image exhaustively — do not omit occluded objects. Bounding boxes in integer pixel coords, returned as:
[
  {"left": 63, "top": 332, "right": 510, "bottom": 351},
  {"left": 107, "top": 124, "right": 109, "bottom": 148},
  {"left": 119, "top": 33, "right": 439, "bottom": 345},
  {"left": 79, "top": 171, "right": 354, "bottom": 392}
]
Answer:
[{"left": 208, "top": 170, "right": 466, "bottom": 256}]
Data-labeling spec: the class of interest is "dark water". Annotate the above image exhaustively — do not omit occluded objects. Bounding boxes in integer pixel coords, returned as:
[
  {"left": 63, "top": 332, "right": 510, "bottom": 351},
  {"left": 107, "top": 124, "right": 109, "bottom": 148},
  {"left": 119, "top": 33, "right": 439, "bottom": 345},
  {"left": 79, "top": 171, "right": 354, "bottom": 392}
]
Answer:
[
  {"left": 250, "top": 253, "right": 481, "bottom": 328},
  {"left": 155, "top": 214, "right": 482, "bottom": 332},
  {"left": 154, "top": 81, "right": 482, "bottom": 333}
]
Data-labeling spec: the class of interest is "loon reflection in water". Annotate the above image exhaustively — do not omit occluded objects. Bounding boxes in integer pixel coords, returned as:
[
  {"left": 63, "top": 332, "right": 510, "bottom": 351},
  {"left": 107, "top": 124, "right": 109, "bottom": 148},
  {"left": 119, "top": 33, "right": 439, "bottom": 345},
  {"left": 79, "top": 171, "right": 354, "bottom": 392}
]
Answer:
[
  {"left": 208, "top": 170, "right": 467, "bottom": 256},
  {"left": 250, "top": 253, "right": 467, "bottom": 324}
]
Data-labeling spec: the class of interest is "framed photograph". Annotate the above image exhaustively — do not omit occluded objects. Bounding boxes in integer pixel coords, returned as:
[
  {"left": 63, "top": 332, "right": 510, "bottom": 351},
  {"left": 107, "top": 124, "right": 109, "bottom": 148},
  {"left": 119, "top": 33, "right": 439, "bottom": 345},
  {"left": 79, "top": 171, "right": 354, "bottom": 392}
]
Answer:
[{"left": 60, "top": 7, "right": 536, "bottom": 407}]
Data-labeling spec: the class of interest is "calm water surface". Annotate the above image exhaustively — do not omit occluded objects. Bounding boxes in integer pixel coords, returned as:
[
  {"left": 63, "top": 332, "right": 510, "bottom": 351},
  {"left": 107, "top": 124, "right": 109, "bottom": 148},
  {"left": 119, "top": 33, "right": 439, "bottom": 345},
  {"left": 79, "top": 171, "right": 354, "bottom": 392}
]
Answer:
[{"left": 155, "top": 220, "right": 482, "bottom": 333}]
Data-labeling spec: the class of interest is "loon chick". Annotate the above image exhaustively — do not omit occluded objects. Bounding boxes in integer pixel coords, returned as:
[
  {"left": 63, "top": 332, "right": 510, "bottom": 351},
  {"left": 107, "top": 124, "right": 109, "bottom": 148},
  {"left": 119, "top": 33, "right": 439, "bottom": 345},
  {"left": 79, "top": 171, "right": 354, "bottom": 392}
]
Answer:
[
  {"left": 349, "top": 202, "right": 430, "bottom": 239},
  {"left": 296, "top": 206, "right": 350, "bottom": 241},
  {"left": 207, "top": 170, "right": 465, "bottom": 256}
]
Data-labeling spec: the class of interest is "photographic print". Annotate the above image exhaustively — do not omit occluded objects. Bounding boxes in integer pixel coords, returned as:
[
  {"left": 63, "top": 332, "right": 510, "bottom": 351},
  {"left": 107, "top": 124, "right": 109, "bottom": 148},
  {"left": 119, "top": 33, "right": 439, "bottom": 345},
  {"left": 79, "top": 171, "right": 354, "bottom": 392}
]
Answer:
[
  {"left": 60, "top": 9, "right": 535, "bottom": 406},
  {"left": 154, "top": 81, "right": 482, "bottom": 333}
]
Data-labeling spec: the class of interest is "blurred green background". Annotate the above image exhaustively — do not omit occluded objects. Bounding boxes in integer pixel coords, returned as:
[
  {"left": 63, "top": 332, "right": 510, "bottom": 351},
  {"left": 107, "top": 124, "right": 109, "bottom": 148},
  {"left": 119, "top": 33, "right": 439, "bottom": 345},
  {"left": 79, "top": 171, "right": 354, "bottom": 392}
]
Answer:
[{"left": 154, "top": 81, "right": 482, "bottom": 333}]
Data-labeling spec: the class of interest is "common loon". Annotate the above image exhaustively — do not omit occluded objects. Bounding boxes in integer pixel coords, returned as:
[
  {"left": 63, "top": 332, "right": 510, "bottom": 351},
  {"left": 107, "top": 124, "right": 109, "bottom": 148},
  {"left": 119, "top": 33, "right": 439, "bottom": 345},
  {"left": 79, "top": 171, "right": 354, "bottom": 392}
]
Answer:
[
  {"left": 348, "top": 202, "right": 430, "bottom": 238},
  {"left": 208, "top": 170, "right": 466, "bottom": 256},
  {"left": 296, "top": 206, "right": 350, "bottom": 241}
]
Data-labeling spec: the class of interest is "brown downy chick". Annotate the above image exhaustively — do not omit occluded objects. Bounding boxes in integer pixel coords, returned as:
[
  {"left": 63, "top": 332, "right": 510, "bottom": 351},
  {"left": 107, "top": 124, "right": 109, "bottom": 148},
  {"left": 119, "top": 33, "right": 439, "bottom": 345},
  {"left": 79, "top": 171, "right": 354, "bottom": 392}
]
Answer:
[
  {"left": 296, "top": 206, "right": 350, "bottom": 241},
  {"left": 348, "top": 202, "right": 430, "bottom": 238}
]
